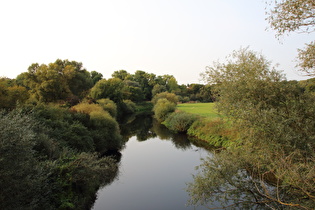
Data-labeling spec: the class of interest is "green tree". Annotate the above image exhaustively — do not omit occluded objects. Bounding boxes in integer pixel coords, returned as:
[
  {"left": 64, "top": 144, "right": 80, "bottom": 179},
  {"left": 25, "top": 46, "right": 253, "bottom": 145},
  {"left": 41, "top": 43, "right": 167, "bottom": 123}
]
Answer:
[
  {"left": 189, "top": 48, "right": 315, "bottom": 209},
  {"left": 112, "top": 70, "right": 131, "bottom": 80},
  {"left": 122, "top": 80, "right": 144, "bottom": 102},
  {"left": 266, "top": 0, "right": 315, "bottom": 75},
  {"left": 152, "top": 84, "right": 167, "bottom": 97},
  {"left": 90, "top": 78, "right": 124, "bottom": 103},
  {"left": 151, "top": 91, "right": 179, "bottom": 105},
  {"left": 91, "top": 70, "right": 103, "bottom": 85},
  {"left": 17, "top": 59, "right": 93, "bottom": 103},
  {"left": 133, "top": 70, "right": 156, "bottom": 100},
  {"left": 297, "top": 41, "right": 315, "bottom": 75},
  {"left": 267, "top": 0, "right": 315, "bottom": 36}
]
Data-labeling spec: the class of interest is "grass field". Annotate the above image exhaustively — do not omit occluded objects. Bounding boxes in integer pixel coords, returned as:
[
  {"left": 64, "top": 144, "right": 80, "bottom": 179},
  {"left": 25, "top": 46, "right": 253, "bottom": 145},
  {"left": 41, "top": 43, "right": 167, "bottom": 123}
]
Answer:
[{"left": 176, "top": 103, "right": 220, "bottom": 118}]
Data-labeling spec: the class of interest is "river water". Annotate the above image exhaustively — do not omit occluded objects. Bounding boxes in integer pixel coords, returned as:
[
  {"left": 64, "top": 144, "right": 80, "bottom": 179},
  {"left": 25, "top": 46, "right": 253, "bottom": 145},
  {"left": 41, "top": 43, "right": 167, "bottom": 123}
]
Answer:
[{"left": 92, "top": 116, "right": 212, "bottom": 210}]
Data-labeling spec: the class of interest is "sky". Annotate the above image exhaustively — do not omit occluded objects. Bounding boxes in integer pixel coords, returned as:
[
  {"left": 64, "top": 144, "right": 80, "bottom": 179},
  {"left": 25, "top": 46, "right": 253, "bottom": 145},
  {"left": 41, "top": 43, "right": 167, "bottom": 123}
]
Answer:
[{"left": 0, "top": 0, "right": 313, "bottom": 84}]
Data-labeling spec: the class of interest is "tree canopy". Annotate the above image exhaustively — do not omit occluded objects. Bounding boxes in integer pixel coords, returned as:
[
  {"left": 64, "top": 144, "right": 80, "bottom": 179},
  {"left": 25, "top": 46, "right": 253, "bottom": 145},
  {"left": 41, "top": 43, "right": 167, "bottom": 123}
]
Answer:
[{"left": 266, "top": 0, "right": 315, "bottom": 75}]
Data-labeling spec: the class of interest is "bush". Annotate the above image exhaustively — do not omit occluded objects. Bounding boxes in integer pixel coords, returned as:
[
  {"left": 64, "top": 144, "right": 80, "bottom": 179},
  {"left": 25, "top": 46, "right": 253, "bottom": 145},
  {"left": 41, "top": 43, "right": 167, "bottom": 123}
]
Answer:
[
  {"left": 153, "top": 98, "right": 176, "bottom": 122},
  {"left": 163, "top": 111, "right": 198, "bottom": 133},
  {"left": 122, "top": 99, "right": 136, "bottom": 114},
  {"left": 151, "top": 92, "right": 179, "bottom": 105},
  {"left": 89, "top": 110, "right": 122, "bottom": 152},
  {"left": 71, "top": 103, "right": 104, "bottom": 115},
  {"left": 97, "top": 98, "right": 117, "bottom": 118}
]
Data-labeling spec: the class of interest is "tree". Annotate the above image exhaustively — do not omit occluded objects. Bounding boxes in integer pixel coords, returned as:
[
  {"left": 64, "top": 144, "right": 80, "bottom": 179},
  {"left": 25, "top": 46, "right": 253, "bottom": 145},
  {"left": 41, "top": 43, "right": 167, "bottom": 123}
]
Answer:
[
  {"left": 267, "top": 0, "right": 315, "bottom": 35},
  {"left": 190, "top": 48, "right": 315, "bottom": 209},
  {"left": 90, "top": 78, "right": 124, "bottom": 103},
  {"left": 17, "top": 59, "right": 93, "bottom": 103},
  {"left": 266, "top": 0, "right": 315, "bottom": 75},
  {"left": 133, "top": 70, "right": 156, "bottom": 100},
  {"left": 111, "top": 70, "right": 130, "bottom": 81},
  {"left": 91, "top": 71, "right": 103, "bottom": 85},
  {"left": 297, "top": 41, "right": 315, "bottom": 75}
]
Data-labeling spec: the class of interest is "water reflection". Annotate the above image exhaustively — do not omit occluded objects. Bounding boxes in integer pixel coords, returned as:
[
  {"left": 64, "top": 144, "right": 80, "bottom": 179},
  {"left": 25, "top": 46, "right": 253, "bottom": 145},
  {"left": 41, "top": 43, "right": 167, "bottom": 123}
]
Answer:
[{"left": 92, "top": 114, "right": 211, "bottom": 210}]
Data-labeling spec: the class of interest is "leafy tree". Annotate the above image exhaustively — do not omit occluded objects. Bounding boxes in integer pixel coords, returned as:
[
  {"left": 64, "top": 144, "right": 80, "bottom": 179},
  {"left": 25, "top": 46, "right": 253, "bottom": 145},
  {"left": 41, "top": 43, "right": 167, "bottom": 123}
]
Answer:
[
  {"left": 133, "top": 70, "right": 156, "bottom": 100},
  {"left": 266, "top": 0, "right": 315, "bottom": 35},
  {"left": 151, "top": 91, "right": 179, "bottom": 105},
  {"left": 91, "top": 70, "right": 103, "bottom": 85},
  {"left": 112, "top": 70, "right": 131, "bottom": 80},
  {"left": 190, "top": 48, "right": 315, "bottom": 209},
  {"left": 152, "top": 84, "right": 167, "bottom": 97},
  {"left": 122, "top": 80, "right": 144, "bottom": 102},
  {"left": 167, "top": 76, "right": 179, "bottom": 93},
  {"left": 90, "top": 78, "right": 124, "bottom": 103},
  {"left": 17, "top": 59, "right": 93, "bottom": 103},
  {"left": 266, "top": 0, "right": 315, "bottom": 75},
  {"left": 297, "top": 41, "right": 315, "bottom": 75}
]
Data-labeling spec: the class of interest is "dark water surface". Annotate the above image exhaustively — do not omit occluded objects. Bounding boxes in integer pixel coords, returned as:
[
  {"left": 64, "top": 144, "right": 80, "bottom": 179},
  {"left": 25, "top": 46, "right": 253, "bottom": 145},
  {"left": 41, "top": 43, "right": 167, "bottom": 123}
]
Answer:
[{"left": 92, "top": 133, "right": 211, "bottom": 210}]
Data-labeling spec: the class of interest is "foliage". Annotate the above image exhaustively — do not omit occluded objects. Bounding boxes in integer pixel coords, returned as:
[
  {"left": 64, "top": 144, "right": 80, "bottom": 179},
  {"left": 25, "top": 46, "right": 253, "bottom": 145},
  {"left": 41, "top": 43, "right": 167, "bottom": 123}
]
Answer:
[
  {"left": 122, "top": 99, "right": 136, "bottom": 114},
  {"left": 71, "top": 103, "right": 122, "bottom": 153},
  {"left": 297, "top": 41, "right": 315, "bottom": 75},
  {"left": 152, "top": 98, "right": 176, "bottom": 122},
  {"left": 90, "top": 78, "right": 124, "bottom": 103},
  {"left": 0, "top": 77, "right": 29, "bottom": 109},
  {"left": 49, "top": 151, "right": 118, "bottom": 209},
  {"left": 31, "top": 104, "right": 95, "bottom": 153},
  {"left": 266, "top": 0, "right": 315, "bottom": 75},
  {"left": 187, "top": 118, "right": 237, "bottom": 148},
  {"left": 152, "top": 84, "right": 167, "bottom": 97},
  {"left": 17, "top": 59, "right": 93, "bottom": 103},
  {"left": 0, "top": 110, "right": 50, "bottom": 209},
  {"left": 163, "top": 111, "right": 198, "bottom": 133},
  {"left": 188, "top": 48, "right": 315, "bottom": 209},
  {"left": 151, "top": 91, "right": 179, "bottom": 105},
  {"left": 91, "top": 71, "right": 103, "bottom": 85},
  {"left": 97, "top": 98, "right": 117, "bottom": 118},
  {"left": 266, "top": 0, "right": 315, "bottom": 36},
  {"left": 202, "top": 47, "right": 284, "bottom": 120}
]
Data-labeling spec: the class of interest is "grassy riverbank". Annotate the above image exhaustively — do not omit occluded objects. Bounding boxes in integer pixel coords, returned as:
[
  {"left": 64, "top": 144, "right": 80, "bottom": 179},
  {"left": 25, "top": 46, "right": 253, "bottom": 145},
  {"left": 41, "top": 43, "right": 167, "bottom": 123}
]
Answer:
[
  {"left": 176, "top": 103, "right": 235, "bottom": 148},
  {"left": 177, "top": 102, "right": 219, "bottom": 118}
]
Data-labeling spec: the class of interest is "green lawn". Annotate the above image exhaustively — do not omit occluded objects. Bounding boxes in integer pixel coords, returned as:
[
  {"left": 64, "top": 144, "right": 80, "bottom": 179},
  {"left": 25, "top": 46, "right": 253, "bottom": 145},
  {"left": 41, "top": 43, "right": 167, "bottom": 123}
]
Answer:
[{"left": 176, "top": 102, "right": 220, "bottom": 118}]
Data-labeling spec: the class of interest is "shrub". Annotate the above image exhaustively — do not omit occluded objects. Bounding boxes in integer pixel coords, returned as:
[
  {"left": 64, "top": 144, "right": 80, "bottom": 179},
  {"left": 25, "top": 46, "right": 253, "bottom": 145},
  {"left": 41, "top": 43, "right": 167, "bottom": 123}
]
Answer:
[
  {"left": 151, "top": 92, "right": 179, "bottom": 105},
  {"left": 122, "top": 99, "right": 136, "bottom": 114},
  {"left": 71, "top": 103, "right": 103, "bottom": 115},
  {"left": 97, "top": 98, "right": 117, "bottom": 118},
  {"left": 89, "top": 110, "right": 122, "bottom": 152},
  {"left": 153, "top": 98, "right": 176, "bottom": 122},
  {"left": 163, "top": 111, "right": 198, "bottom": 133}
]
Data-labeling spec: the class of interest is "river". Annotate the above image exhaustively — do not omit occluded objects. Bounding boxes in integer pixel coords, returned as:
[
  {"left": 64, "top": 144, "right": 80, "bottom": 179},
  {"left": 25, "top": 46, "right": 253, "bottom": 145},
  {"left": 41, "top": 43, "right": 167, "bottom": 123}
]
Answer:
[{"left": 92, "top": 115, "right": 212, "bottom": 210}]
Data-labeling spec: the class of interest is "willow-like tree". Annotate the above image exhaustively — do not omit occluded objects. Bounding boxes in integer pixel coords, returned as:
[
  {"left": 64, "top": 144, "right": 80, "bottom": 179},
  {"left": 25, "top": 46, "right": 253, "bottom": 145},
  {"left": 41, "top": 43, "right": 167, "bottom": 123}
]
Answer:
[{"left": 267, "top": 0, "right": 315, "bottom": 75}]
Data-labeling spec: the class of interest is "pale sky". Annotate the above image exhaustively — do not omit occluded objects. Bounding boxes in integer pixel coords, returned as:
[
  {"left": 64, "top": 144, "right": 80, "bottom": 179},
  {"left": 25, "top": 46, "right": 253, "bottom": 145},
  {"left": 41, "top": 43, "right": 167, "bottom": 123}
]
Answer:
[{"left": 0, "top": 0, "right": 313, "bottom": 84}]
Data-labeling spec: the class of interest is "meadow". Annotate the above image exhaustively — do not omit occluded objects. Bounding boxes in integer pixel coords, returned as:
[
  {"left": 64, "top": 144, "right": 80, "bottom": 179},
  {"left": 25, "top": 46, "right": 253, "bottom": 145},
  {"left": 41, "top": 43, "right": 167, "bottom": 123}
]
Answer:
[{"left": 176, "top": 102, "right": 220, "bottom": 118}]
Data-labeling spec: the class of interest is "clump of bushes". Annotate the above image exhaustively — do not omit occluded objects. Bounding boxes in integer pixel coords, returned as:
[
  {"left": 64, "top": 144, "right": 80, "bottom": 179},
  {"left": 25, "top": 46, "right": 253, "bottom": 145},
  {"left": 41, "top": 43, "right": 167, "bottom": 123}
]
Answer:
[
  {"left": 163, "top": 111, "right": 198, "bottom": 133},
  {"left": 122, "top": 99, "right": 136, "bottom": 114},
  {"left": 152, "top": 98, "right": 176, "bottom": 122},
  {"left": 97, "top": 98, "right": 117, "bottom": 118},
  {"left": 151, "top": 92, "right": 179, "bottom": 105},
  {"left": 71, "top": 103, "right": 122, "bottom": 153}
]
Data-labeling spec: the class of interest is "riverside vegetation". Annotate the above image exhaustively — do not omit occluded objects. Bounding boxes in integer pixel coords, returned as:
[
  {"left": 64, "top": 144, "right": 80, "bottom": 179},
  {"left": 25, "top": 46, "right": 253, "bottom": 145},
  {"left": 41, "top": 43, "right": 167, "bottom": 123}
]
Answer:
[
  {"left": 1, "top": 1, "right": 315, "bottom": 208},
  {"left": 0, "top": 60, "right": 213, "bottom": 209},
  {"left": 151, "top": 48, "right": 315, "bottom": 209}
]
